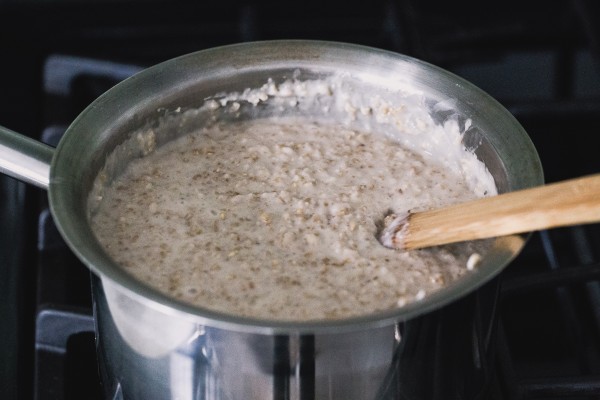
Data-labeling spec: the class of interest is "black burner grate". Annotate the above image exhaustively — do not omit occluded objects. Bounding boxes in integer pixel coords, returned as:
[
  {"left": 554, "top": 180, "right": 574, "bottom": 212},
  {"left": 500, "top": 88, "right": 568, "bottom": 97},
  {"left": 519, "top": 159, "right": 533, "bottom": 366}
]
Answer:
[{"left": 496, "top": 226, "right": 600, "bottom": 399}]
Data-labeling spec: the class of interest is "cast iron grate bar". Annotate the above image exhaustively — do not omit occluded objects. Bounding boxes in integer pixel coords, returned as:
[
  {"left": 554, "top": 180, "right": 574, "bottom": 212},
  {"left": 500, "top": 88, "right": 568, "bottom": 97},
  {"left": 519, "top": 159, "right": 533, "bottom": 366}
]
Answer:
[
  {"left": 495, "top": 319, "right": 522, "bottom": 400},
  {"left": 499, "top": 228, "right": 600, "bottom": 399},
  {"left": 500, "top": 261, "right": 600, "bottom": 295},
  {"left": 538, "top": 230, "right": 597, "bottom": 377},
  {"left": 34, "top": 306, "right": 97, "bottom": 400},
  {"left": 519, "top": 376, "right": 600, "bottom": 398}
]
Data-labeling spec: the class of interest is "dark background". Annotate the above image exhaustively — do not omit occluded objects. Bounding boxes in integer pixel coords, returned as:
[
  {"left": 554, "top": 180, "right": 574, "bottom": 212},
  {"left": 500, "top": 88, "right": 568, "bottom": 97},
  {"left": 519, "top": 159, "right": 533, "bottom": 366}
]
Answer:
[{"left": 1, "top": 1, "right": 599, "bottom": 399}]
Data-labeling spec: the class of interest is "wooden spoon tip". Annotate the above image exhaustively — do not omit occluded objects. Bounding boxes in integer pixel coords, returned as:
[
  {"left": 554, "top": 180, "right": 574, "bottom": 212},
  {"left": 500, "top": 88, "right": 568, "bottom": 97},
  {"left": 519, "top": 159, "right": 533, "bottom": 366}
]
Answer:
[{"left": 379, "top": 212, "right": 410, "bottom": 250}]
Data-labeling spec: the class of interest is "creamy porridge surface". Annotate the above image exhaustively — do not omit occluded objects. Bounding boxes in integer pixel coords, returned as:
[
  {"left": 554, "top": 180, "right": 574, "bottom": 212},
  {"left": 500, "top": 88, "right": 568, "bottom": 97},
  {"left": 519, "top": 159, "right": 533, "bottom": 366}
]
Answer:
[{"left": 90, "top": 118, "right": 496, "bottom": 321}]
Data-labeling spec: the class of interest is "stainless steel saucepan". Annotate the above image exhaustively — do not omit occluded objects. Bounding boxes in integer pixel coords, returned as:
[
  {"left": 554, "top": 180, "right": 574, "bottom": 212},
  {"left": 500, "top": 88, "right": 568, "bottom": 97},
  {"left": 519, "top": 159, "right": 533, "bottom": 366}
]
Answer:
[{"left": 0, "top": 40, "right": 543, "bottom": 400}]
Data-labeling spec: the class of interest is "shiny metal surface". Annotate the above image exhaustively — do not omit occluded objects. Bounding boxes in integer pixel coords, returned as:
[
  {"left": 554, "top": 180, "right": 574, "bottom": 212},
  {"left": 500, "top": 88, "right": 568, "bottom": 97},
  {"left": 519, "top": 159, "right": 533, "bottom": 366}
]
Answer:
[
  {"left": 0, "top": 41, "right": 543, "bottom": 399},
  {"left": 93, "top": 274, "right": 501, "bottom": 400},
  {"left": 0, "top": 125, "right": 53, "bottom": 189}
]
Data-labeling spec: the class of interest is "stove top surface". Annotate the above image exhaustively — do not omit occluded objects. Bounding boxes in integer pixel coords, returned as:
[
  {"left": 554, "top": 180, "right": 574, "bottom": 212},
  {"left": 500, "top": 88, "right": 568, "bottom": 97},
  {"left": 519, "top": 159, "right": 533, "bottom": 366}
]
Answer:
[{"left": 1, "top": 1, "right": 600, "bottom": 399}]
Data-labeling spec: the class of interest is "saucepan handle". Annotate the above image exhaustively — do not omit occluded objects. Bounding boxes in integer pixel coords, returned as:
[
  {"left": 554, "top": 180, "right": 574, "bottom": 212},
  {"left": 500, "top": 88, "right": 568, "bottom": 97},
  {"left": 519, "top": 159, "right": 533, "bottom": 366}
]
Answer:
[{"left": 0, "top": 125, "right": 54, "bottom": 190}]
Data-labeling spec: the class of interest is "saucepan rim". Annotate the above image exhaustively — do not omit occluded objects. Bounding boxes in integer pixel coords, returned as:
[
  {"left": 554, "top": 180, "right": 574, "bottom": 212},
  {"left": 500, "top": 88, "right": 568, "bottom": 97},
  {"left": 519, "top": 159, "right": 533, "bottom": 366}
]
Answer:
[{"left": 48, "top": 40, "right": 543, "bottom": 334}]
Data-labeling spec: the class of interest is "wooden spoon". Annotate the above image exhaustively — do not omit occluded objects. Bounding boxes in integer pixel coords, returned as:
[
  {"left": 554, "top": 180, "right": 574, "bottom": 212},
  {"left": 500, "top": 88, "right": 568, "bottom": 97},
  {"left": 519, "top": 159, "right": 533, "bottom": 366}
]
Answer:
[{"left": 379, "top": 173, "right": 600, "bottom": 251}]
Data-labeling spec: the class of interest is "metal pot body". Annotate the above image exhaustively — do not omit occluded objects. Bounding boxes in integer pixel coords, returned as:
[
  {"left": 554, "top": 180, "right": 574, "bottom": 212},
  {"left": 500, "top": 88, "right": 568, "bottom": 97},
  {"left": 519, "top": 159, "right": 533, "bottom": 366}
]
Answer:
[
  {"left": 93, "top": 273, "right": 500, "bottom": 400},
  {"left": 0, "top": 41, "right": 542, "bottom": 400}
]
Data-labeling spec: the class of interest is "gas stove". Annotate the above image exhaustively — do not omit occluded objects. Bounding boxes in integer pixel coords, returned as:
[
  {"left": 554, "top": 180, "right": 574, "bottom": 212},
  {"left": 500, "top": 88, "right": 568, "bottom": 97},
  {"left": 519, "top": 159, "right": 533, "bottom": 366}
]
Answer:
[{"left": 1, "top": 1, "right": 600, "bottom": 399}]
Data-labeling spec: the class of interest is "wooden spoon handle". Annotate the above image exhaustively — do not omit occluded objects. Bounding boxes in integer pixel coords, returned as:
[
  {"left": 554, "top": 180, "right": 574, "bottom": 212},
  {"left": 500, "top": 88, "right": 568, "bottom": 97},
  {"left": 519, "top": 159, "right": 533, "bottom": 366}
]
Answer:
[{"left": 389, "top": 173, "right": 600, "bottom": 251}]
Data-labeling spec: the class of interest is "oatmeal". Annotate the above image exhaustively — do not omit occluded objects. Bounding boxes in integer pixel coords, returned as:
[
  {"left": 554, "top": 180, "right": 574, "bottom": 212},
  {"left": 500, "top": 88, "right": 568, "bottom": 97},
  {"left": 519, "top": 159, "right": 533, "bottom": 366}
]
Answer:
[{"left": 90, "top": 117, "right": 496, "bottom": 321}]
